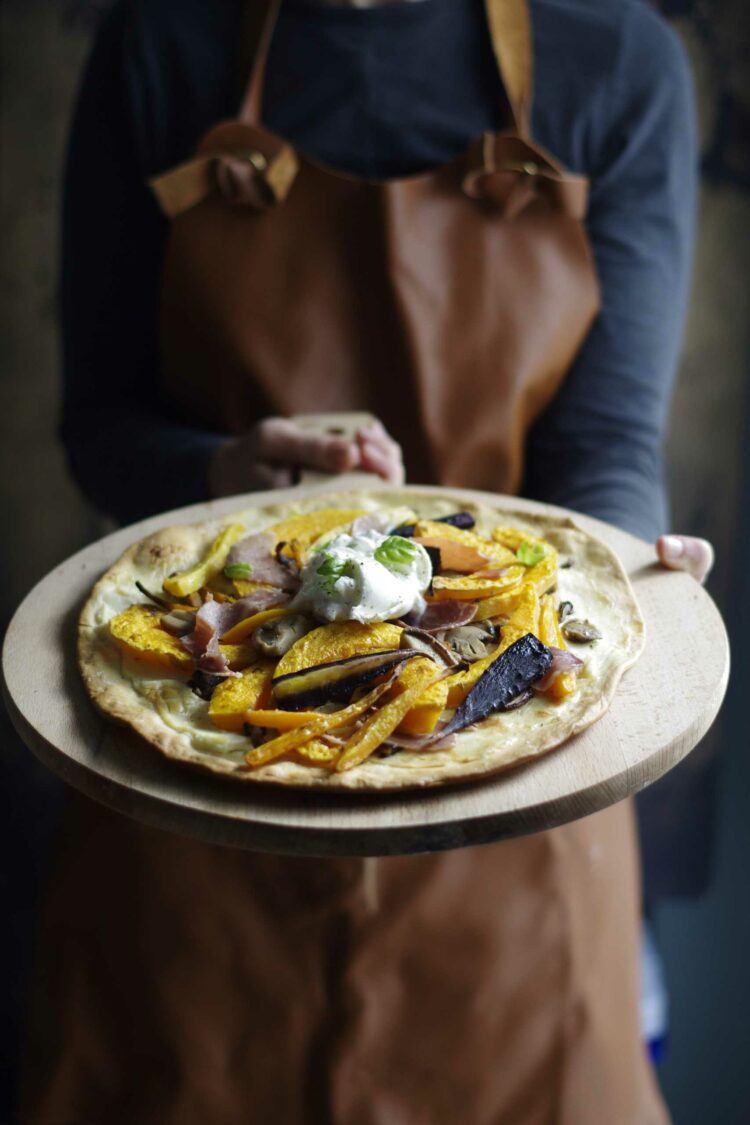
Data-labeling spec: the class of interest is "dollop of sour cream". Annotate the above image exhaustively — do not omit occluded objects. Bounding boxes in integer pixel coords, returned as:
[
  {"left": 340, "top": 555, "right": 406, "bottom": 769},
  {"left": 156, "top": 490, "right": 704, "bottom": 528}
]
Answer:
[{"left": 292, "top": 531, "right": 433, "bottom": 623}]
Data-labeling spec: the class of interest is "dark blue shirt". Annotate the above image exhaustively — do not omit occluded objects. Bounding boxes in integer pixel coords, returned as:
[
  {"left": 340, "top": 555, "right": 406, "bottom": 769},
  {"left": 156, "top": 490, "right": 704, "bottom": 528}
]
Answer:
[{"left": 61, "top": 0, "right": 696, "bottom": 538}]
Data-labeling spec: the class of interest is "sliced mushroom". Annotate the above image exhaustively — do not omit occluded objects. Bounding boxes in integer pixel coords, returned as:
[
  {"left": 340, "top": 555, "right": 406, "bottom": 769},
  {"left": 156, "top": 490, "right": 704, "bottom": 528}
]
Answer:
[
  {"left": 443, "top": 621, "right": 498, "bottom": 662},
  {"left": 560, "top": 618, "right": 602, "bottom": 644},
  {"left": 252, "top": 614, "right": 313, "bottom": 658},
  {"left": 400, "top": 627, "right": 462, "bottom": 668},
  {"left": 558, "top": 600, "right": 575, "bottom": 622}
]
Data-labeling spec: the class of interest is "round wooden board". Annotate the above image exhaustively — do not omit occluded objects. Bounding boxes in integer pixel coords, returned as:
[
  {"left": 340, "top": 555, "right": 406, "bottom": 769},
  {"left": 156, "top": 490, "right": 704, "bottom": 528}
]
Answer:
[{"left": 1, "top": 479, "right": 730, "bottom": 857}]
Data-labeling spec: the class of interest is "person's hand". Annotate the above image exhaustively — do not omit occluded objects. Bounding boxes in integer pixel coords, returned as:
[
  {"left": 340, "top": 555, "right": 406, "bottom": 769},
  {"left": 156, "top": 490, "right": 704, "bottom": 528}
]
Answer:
[
  {"left": 208, "top": 416, "right": 404, "bottom": 497},
  {"left": 656, "top": 534, "right": 714, "bottom": 584},
  {"left": 355, "top": 419, "right": 404, "bottom": 484}
]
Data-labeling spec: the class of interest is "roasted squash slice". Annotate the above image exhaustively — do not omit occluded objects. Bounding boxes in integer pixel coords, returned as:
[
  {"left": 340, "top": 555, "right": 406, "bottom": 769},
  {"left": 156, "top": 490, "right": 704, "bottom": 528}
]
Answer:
[
  {"left": 109, "top": 605, "right": 193, "bottom": 671},
  {"left": 274, "top": 621, "right": 403, "bottom": 679},
  {"left": 266, "top": 508, "right": 365, "bottom": 552},
  {"left": 208, "top": 663, "right": 275, "bottom": 731},
  {"left": 538, "top": 594, "right": 577, "bottom": 700},
  {"left": 430, "top": 567, "right": 526, "bottom": 601}
]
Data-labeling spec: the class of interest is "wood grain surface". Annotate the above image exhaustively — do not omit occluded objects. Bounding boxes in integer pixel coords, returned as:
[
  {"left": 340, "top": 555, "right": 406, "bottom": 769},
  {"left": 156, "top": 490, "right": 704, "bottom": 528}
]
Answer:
[{"left": 1, "top": 478, "right": 730, "bottom": 857}]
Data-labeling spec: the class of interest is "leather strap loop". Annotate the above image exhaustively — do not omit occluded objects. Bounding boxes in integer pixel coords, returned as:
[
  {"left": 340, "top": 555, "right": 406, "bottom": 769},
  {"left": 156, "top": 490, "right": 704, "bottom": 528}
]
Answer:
[
  {"left": 463, "top": 132, "right": 589, "bottom": 220},
  {"left": 150, "top": 122, "right": 298, "bottom": 217}
]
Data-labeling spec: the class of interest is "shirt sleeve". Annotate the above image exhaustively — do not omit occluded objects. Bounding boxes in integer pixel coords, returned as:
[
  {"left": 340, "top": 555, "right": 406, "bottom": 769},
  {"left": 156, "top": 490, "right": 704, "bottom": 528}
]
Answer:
[
  {"left": 60, "top": 4, "right": 225, "bottom": 527},
  {"left": 522, "top": 6, "right": 697, "bottom": 542}
]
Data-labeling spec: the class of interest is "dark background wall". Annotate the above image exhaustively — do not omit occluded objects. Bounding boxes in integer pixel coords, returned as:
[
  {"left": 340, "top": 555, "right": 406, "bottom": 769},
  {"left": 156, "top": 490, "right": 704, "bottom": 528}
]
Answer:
[{"left": 1, "top": 1, "right": 749, "bottom": 1120}]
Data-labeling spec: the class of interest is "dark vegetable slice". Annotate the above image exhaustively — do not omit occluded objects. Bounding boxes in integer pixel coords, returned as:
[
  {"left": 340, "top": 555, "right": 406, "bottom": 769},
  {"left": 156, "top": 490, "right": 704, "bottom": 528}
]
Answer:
[
  {"left": 135, "top": 580, "right": 172, "bottom": 610},
  {"left": 272, "top": 649, "right": 419, "bottom": 711},
  {"left": 439, "top": 634, "right": 553, "bottom": 737},
  {"left": 423, "top": 545, "right": 441, "bottom": 592},
  {"left": 390, "top": 511, "right": 476, "bottom": 537},
  {"left": 188, "top": 670, "right": 228, "bottom": 700},
  {"left": 436, "top": 511, "right": 476, "bottom": 530},
  {"left": 558, "top": 600, "right": 575, "bottom": 622}
]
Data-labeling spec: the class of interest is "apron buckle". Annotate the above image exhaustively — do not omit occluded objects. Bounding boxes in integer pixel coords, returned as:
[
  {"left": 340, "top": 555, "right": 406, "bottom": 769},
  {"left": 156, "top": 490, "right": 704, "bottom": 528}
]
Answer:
[
  {"left": 150, "top": 123, "right": 299, "bottom": 218},
  {"left": 463, "top": 132, "right": 589, "bottom": 221}
]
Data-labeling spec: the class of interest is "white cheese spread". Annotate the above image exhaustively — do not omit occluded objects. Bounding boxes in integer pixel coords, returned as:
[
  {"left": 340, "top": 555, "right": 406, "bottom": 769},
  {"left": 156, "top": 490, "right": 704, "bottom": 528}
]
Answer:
[{"left": 292, "top": 531, "right": 432, "bottom": 623}]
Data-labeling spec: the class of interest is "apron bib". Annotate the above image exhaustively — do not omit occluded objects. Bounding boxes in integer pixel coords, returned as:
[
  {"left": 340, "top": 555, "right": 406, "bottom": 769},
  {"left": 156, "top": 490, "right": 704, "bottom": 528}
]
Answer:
[
  {"left": 22, "top": 3, "right": 668, "bottom": 1122},
  {"left": 154, "top": 0, "right": 598, "bottom": 491}
]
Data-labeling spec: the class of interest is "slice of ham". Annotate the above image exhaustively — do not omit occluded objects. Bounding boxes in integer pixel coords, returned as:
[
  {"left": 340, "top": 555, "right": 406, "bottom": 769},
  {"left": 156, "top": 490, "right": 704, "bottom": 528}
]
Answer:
[
  {"left": 181, "top": 589, "right": 290, "bottom": 674},
  {"left": 404, "top": 600, "right": 477, "bottom": 633},
  {"left": 226, "top": 532, "right": 300, "bottom": 592},
  {"left": 532, "top": 646, "right": 583, "bottom": 692},
  {"left": 414, "top": 535, "right": 493, "bottom": 574}
]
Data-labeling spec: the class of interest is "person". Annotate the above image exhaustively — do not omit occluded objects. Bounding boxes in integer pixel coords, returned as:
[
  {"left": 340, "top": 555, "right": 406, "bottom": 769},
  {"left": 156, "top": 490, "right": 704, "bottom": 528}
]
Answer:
[{"left": 21, "top": 0, "right": 712, "bottom": 1121}]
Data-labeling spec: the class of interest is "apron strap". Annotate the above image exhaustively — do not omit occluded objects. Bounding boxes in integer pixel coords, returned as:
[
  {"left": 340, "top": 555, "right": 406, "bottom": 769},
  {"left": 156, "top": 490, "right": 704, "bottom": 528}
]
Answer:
[{"left": 240, "top": 0, "right": 534, "bottom": 137}]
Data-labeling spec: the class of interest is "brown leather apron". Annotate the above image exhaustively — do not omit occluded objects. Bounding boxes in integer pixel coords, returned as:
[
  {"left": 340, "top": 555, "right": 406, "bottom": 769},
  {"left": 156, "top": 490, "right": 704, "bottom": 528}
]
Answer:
[{"left": 22, "top": 2, "right": 669, "bottom": 1122}]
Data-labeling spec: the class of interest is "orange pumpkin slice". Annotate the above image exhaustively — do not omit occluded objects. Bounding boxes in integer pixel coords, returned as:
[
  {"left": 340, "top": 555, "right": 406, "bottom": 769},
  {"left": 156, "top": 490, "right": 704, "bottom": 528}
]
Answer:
[
  {"left": 537, "top": 594, "right": 577, "bottom": 700},
  {"left": 109, "top": 605, "right": 193, "bottom": 671},
  {"left": 208, "top": 663, "right": 275, "bottom": 731},
  {"left": 430, "top": 567, "right": 526, "bottom": 601},
  {"left": 266, "top": 508, "right": 365, "bottom": 552},
  {"left": 274, "top": 621, "right": 403, "bottom": 680}
]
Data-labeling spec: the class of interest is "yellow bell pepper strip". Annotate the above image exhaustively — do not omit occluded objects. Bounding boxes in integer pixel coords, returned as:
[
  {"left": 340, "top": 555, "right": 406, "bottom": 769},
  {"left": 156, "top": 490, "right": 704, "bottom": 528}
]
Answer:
[
  {"left": 219, "top": 606, "right": 290, "bottom": 644},
  {"left": 442, "top": 586, "right": 541, "bottom": 707},
  {"left": 242, "top": 708, "right": 325, "bottom": 731},
  {"left": 523, "top": 549, "right": 559, "bottom": 597},
  {"left": 429, "top": 566, "right": 526, "bottom": 601},
  {"left": 292, "top": 738, "right": 341, "bottom": 767},
  {"left": 244, "top": 678, "right": 395, "bottom": 768},
  {"left": 163, "top": 523, "right": 246, "bottom": 598},
  {"left": 208, "top": 663, "right": 275, "bottom": 731},
  {"left": 109, "top": 605, "right": 193, "bottom": 671},
  {"left": 335, "top": 658, "right": 442, "bottom": 773}
]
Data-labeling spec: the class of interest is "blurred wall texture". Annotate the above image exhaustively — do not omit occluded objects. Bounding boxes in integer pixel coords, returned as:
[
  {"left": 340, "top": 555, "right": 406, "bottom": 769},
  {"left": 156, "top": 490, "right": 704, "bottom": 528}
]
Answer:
[{"left": 1, "top": 1, "right": 749, "bottom": 1120}]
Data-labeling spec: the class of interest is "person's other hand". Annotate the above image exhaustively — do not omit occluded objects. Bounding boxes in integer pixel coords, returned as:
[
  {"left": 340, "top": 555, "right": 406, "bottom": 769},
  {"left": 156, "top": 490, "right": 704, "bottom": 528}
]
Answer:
[
  {"left": 208, "top": 416, "right": 404, "bottom": 497},
  {"left": 656, "top": 534, "right": 714, "bottom": 584},
  {"left": 355, "top": 419, "right": 405, "bottom": 485}
]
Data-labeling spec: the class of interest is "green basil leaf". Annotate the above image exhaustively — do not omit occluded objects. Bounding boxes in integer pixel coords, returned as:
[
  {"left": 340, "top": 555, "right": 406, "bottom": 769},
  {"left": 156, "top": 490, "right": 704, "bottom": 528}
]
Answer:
[
  {"left": 515, "top": 540, "right": 547, "bottom": 567},
  {"left": 374, "top": 535, "right": 419, "bottom": 572},
  {"left": 224, "top": 563, "right": 254, "bottom": 580},
  {"left": 316, "top": 553, "right": 350, "bottom": 593}
]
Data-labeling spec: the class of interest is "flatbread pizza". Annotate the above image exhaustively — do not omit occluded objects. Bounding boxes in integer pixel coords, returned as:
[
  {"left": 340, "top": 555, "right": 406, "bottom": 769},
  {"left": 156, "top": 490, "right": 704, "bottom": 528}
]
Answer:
[{"left": 78, "top": 490, "right": 645, "bottom": 790}]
